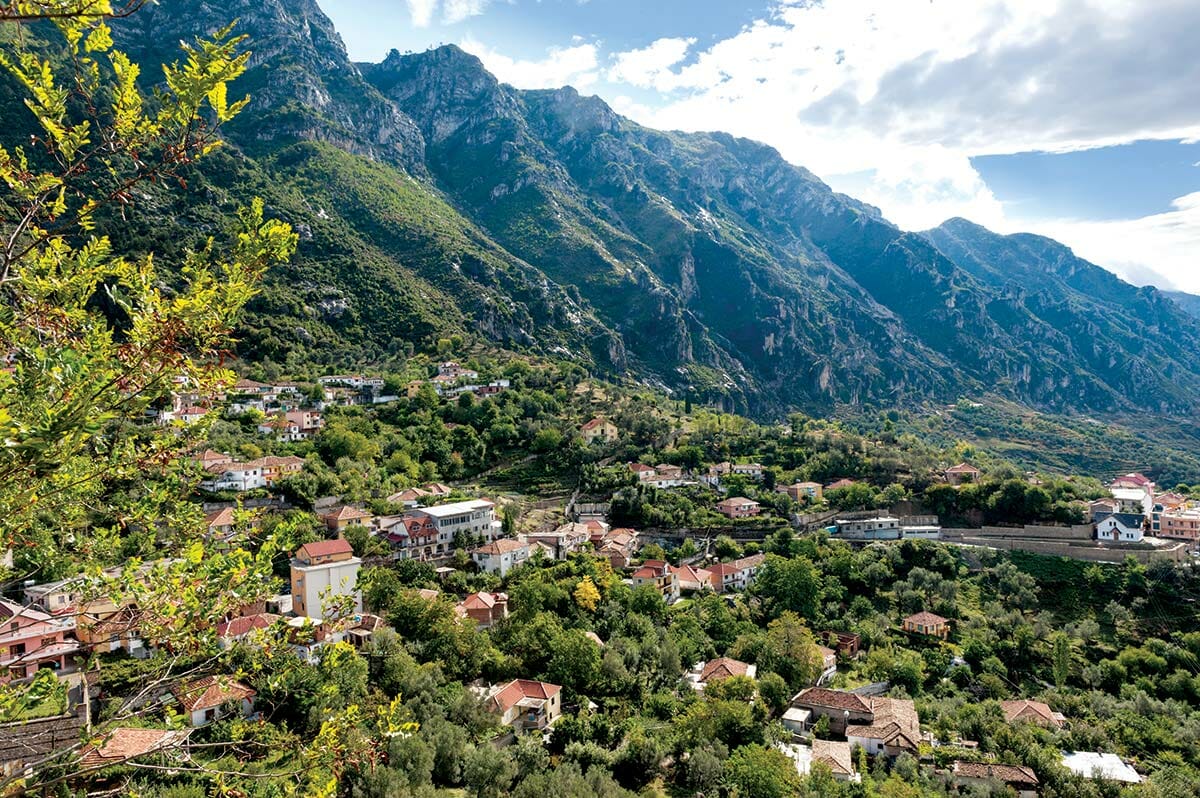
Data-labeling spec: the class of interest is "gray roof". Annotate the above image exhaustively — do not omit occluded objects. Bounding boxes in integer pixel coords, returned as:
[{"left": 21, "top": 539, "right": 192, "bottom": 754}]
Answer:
[{"left": 1094, "top": 512, "right": 1145, "bottom": 528}]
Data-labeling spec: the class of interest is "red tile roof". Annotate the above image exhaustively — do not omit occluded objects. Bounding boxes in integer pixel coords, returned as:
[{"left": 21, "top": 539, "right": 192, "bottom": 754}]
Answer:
[
  {"left": 459, "top": 592, "right": 507, "bottom": 610},
  {"left": 812, "top": 739, "right": 854, "bottom": 776},
  {"left": 172, "top": 676, "right": 255, "bottom": 712},
  {"left": 699, "top": 657, "right": 753, "bottom": 682},
  {"left": 952, "top": 761, "right": 1038, "bottom": 786},
  {"left": 79, "top": 727, "right": 188, "bottom": 770},
  {"left": 323, "top": 506, "right": 372, "bottom": 522},
  {"left": 474, "top": 539, "right": 528, "bottom": 555},
  {"left": 205, "top": 507, "right": 236, "bottom": 528},
  {"left": 1000, "top": 699, "right": 1063, "bottom": 727},
  {"left": 945, "top": 462, "right": 981, "bottom": 474},
  {"left": 793, "top": 687, "right": 872, "bottom": 714},
  {"left": 486, "top": 679, "right": 561, "bottom": 714},
  {"left": 296, "top": 539, "right": 354, "bottom": 560},
  {"left": 904, "top": 611, "right": 949, "bottom": 626},
  {"left": 216, "top": 613, "right": 280, "bottom": 639}
]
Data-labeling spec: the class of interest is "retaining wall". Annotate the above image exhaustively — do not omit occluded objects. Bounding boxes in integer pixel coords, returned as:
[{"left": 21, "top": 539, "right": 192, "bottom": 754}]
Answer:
[{"left": 946, "top": 535, "right": 1188, "bottom": 564}]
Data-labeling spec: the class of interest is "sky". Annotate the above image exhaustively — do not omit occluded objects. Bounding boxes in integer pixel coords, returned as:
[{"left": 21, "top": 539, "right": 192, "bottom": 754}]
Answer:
[{"left": 318, "top": 0, "right": 1200, "bottom": 293}]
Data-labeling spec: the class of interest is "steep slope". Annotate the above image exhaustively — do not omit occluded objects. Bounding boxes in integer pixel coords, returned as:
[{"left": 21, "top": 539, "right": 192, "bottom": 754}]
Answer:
[
  {"left": 925, "top": 219, "right": 1200, "bottom": 412},
  {"left": 365, "top": 50, "right": 956, "bottom": 410}
]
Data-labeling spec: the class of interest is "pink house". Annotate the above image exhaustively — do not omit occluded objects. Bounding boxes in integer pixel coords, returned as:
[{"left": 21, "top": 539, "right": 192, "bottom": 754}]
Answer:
[
  {"left": 0, "top": 599, "right": 79, "bottom": 681},
  {"left": 716, "top": 496, "right": 760, "bottom": 518}
]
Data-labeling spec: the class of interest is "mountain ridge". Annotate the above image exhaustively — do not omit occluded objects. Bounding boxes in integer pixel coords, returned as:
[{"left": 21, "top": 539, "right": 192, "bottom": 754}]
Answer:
[{"left": 93, "top": 1, "right": 1200, "bottom": 418}]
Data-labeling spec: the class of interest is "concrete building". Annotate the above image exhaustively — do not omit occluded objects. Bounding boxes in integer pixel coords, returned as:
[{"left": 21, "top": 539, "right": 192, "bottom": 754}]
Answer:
[
  {"left": 1061, "top": 752, "right": 1142, "bottom": 784},
  {"left": 290, "top": 539, "right": 362, "bottom": 621},
  {"left": 1159, "top": 508, "right": 1200, "bottom": 542},
  {"left": 835, "top": 517, "right": 901, "bottom": 540}
]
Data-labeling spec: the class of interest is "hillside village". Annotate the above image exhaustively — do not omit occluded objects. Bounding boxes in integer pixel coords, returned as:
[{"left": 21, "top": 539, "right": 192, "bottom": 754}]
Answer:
[{"left": 2, "top": 354, "right": 1199, "bottom": 796}]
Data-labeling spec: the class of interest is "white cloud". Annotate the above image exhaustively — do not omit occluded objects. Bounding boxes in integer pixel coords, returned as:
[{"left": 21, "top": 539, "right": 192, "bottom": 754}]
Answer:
[
  {"left": 405, "top": 0, "right": 439, "bottom": 28},
  {"left": 404, "top": 0, "right": 490, "bottom": 27},
  {"left": 1025, "top": 193, "right": 1200, "bottom": 293},
  {"left": 607, "top": 37, "right": 695, "bottom": 92},
  {"left": 592, "top": 0, "right": 1200, "bottom": 279},
  {"left": 442, "top": 0, "right": 489, "bottom": 25},
  {"left": 461, "top": 36, "right": 600, "bottom": 90}
]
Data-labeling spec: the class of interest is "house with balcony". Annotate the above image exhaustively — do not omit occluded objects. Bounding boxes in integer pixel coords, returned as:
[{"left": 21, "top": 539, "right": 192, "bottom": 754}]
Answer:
[
  {"left": 405, "top": 499, "right": 502, "bottom": 552},
  {"left": 484, "top": 679, "right": 562, "bottom": 733},
  {"left": 0, "top": 599, "right": 80, "bottom": 680},
  {"left": 779, "top": 482, "right": 823, "bottom": 502},
  {"left": 631, "top": 560, "right": 679, "bottom": 602},
  {"left": 708, "top": 553, "right": 766, "bottom": 593}
]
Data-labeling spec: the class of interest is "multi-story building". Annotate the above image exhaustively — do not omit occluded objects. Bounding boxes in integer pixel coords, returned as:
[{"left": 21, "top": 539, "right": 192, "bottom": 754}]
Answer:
[
  {"left": 715, "top": 497, "right": 761, "bottom": 518},
  {"left": 631, "top": 559, "right": 679, "bottom": 602},
  {"left": 1160, "top": 509, "right": 1200, "bottom": 542},
  {"left": 523, "top": 523, "right": 589, "bottom": 560},
  {"left": 0, "top": 599, "right": 80, "bottom": 680},
  {"left": 405, "top": 500, "right": 501, "bottom": 550},
  {"left": 290, "top": 540, "right": 362, "bottom": 621},
  {"left": 835, "top": 517, "right": 901, "bottom": 540}
]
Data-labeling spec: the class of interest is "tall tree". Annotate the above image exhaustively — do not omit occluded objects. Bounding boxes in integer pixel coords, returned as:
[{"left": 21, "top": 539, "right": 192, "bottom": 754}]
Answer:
[{"left": 0, "top": 0, "right": 295, "bottom": 789}]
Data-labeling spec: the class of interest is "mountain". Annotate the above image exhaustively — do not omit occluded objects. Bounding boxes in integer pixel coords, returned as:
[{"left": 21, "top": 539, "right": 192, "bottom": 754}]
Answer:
[
  {"left": 1166, "top": 291, "right": 1200, "bottom": 319},
  {"left": 86, "top": 0, "right": 1200, "bottom": 417}
]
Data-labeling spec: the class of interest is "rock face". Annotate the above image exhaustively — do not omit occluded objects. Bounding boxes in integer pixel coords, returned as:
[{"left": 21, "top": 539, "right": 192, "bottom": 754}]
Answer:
[
  {"left": 101, "top": 2, "right": 1200, "bottom": 417},
  {"left": 112, "top": 0, "right": 427, "bottom": 173}
]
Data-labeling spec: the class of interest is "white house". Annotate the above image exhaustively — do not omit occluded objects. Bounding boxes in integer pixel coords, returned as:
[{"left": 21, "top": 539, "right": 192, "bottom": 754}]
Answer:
[
  {"left": 201, "top": 461, "right": 265, "bottom": 492},
  {"left": 471, "top": 539, "right": 530, "bottom": 577},
  {"left": 172, "top": 676, "right": 256, "bottom": 727},
  {"left": 1094, "top": 512, "right": 1145, "bottom": 543}
]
